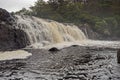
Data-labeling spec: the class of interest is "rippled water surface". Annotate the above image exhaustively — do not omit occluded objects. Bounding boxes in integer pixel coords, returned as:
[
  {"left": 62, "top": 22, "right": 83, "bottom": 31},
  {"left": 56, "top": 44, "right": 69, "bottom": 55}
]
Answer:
[{"left": 0, "top": 40, "right": 120, "bottom": 80}]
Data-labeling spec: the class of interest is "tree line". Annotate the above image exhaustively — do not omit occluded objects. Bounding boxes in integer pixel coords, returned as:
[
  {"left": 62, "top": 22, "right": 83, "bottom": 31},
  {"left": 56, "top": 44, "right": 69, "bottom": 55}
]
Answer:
[{"left": 16, "top": 0, "right": 120, "bottom": 38}]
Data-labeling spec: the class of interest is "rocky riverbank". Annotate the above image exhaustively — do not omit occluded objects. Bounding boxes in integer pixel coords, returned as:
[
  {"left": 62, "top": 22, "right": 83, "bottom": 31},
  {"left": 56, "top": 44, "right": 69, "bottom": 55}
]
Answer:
[
  {"left": 0, "top": 8, "right": 30, "bottom": 51},
  {"left": 0, "top": 46, "right": 120, "bottom": 80},
  {"left": 0, "top": 8, "right": 120, "bottom": 80}
]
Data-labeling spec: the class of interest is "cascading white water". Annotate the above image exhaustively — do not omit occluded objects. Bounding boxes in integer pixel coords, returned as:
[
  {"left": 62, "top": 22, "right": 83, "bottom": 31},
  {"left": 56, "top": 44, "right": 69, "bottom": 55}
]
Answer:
[
  {"left": 15, "top": 15, "right": 86, "bottom": 47},
  {"left": 1, "top": 15, "right": 120, "bottom": 61},
  {"left": 0, "top": 15, "right": 87, "bottom": 61}
]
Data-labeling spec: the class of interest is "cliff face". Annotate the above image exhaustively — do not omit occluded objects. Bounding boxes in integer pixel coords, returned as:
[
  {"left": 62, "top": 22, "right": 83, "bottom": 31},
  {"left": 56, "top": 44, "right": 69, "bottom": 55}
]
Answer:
[
  {"left": 79, "top": 24, "right": 101, "bottom": 40},
  {"left": 0, "top": 25, "right": 30, "bottom": 50},
  {"left": 79, "top": 24, "right": 120, "bottom": 40},
  {"left": 80, "top": 23, "right": 120, "bottom": 40},
  {"left": 0, "top": 8, "right": 30, "bottom": 50}
]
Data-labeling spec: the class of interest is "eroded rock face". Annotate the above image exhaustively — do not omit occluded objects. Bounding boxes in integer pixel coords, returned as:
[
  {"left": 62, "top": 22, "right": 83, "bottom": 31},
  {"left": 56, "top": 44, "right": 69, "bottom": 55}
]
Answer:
[
  {"left": 79, "top": 24, "right": 101, "bottom": 39},
  {"left": 0, "top": 8, "right": 15, "bottom": 24},
  {"left": 0, "top": 24, "right": 30, "bottom": 51},
  {"left": 117, "top": 49, "right": 120, "bottom": 63},
  {"left": 0, "top": 8, "right": 30, "bottom": 50}
]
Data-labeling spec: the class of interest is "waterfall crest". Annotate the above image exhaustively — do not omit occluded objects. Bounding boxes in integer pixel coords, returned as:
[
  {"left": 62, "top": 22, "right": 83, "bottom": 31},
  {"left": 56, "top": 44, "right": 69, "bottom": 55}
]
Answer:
[{"left": 15, "top": 15, "right": 86, "bottom": 47}]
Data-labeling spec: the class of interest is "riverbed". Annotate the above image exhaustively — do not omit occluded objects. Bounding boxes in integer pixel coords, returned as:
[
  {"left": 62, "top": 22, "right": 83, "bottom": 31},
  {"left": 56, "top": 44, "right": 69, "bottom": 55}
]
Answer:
[{"left": 0, "top": 45, "right": 120, "bottom": 80}]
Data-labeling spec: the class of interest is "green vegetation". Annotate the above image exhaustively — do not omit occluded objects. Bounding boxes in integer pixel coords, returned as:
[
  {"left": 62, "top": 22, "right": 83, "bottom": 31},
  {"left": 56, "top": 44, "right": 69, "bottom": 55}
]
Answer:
[{"left": 16, "top": 0, "right": 120, "bottom": 38}]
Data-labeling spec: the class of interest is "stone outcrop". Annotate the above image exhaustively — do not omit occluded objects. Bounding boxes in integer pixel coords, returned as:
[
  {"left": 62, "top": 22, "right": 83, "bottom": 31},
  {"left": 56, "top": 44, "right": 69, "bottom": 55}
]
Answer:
[
  {"left": 79, "top": 24, "right": 120, "bottom": 40},
  {"left": 117, "top": 49, "right": 120, "bottom": 63},
  {"left": 79, "top": 24, "right": 101, "bottom": 39},
  {"left": 0, "top": 8, "right": 30, "bottom": 50},
  {"left": 0, "top": 8, "right": 15, "bottom": 25},
  {"left": 49, "top": 47, "right": 60, "bottom": 52},
  {"left": 0, "top": 25, "right": 30, "bottom": 50}
]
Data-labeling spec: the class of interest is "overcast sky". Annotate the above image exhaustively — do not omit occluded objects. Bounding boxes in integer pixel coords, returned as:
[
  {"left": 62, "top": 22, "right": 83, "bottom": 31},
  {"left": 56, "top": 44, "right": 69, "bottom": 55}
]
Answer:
[{"left": 0, "top": 0, "right": 45, "bottom": 12}]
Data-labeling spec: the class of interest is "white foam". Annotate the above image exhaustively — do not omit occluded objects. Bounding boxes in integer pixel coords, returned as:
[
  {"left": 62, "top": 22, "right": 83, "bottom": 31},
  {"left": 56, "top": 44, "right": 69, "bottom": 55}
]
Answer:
[
  {"left": 26, "top": 40, "right": 120, "bottom": 50},
  {"left": 1, "top": 40, "right": 119, "bottom": 61},
  {"left": 0, "top": 50, "right": 32, "bottom": 61},
  {"left": 82, "top": 40, "right": 120, "bottom": 49}
]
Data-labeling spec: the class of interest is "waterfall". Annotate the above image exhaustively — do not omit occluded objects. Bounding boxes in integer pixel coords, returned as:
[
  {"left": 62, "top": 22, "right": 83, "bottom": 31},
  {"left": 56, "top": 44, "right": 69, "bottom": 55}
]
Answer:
[{"left": 15, "top": 15, "right": 86, "bottom": 47}]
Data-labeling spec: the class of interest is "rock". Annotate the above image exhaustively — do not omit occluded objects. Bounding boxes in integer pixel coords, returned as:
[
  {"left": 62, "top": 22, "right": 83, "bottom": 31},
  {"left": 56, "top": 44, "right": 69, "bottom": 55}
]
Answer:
[
  {"left": 79, "top": 24, "right": 101, "bottom": 39},
  {"left": 117, "top": 49, "right": 120, "bottom": 63},
  {"left": 0, "top": 8, "right": 15, "bottom": 25},
  {"left": 71, "top": 45, "right": 79, "bottom": 47},
  {"left": 94, "top": 54, "right": 106, "bottom": 60},
  {"left": 73, "top": 54, "right": 92, "bottom": 65},
  {"left": 49, "top": 47, "right": 60, "bottom": 52},
  {"left": 74, "top": 58, "right": 90, "bottom": 65},
  {"left": 63, "top": 73, "right": 87, "bottom": 80},
  {"left": 0, "top": 46, "right": 119, "bottom": 80},
  {"left": 0, "top": 8, "right": 30, "bottom": 51},
  {"left": 63, "top": 75, "right": 79, "bottom": 79},
  {"left": 82, "top": 54, "right": 92, "bottom": 58},
  {"left": 0, "top": 26, "right": 30, "bottom": 50}
]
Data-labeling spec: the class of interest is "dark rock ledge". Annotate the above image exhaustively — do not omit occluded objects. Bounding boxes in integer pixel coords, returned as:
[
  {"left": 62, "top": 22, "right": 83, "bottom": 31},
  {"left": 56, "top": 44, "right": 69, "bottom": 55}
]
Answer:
[{"left": 0, "top": 8, "right": 30, "bottom": 51}]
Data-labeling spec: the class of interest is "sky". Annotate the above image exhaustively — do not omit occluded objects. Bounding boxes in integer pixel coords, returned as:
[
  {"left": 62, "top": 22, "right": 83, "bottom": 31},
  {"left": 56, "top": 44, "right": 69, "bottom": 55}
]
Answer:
[{"left": 0, "top": 0, "right": 48, "bottom": 12}]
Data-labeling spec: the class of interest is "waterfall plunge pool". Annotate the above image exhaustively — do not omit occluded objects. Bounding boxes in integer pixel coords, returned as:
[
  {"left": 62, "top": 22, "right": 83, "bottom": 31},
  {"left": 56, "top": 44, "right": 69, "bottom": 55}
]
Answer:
[{"left": 0, "top": 40, "right": 120, "bottom": 61}]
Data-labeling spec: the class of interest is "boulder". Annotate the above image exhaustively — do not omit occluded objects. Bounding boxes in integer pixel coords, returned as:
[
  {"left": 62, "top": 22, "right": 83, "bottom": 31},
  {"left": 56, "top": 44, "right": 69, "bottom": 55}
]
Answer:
[
  {"left": 0, "top": 25, "right": 30, "bottom": 50},
  {"left": 0, "top": 8, "right": 30, "bottom": 51},
  {"left": 71, "top": 45, "right": 79, "bottom": 47},
  {"left": 0, "top": 8, "right": 15, "bottom": 25},
  {"left": 49, "top": 47, "right": 60, "bottom": 52}
]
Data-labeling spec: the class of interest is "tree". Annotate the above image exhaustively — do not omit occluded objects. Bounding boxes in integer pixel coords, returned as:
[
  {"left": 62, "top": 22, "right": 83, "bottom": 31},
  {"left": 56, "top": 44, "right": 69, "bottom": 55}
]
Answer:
[
  {"left": 18, "top": 0, "right": 120, "bottom": 38},
  {"left": 16, "top": 8, "right": 30, "bottom": 15}
]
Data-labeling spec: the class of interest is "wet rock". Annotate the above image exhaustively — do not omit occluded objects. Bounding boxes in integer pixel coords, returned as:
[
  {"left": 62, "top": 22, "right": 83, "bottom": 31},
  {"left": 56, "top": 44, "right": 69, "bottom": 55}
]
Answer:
[
  {"left": 82, "top": 53, "right": 92, "bottom": 58},
  {"left": 79, "top": 24, "right": 100, "bottom": 39},
  {"left": 94, "top": 54, "right": 106, "bottom": 60},
  {"left": 71, "top": 45, "right": 79, "bottom": 47},
  {"left": 0, "top": 46, "right": 119, "bottom": 80},
  {"left": 63, "top": 75, "right": 79, "bottom": 79},
  {"left": 117, "top": 49, "right": 120, "bottom": 63},
  {"left": 9, "top": 78, "right": 23, "bottom": 80},
  {"left": 0, "top": 8, "right": 30, "bottom": 50},
  {"left": 0, "top": 27, "right": 30, "bottom": 50},
  {"left": 0, "top": 8, "right": 15, "bottom": 25},
  {"left": 78, "top": 75, "right": 87, "bottom": 80},
  {"left": 49, "top": 47, "right": 60, "bottom": 52},
  {"left": 74, "top": 58, "right": 90, "bottom": 65},
  {"left": 63, "top": 73, "right": 87, "bottom": 80},
  {"left": 73, "top": 54, "right": 92, "bottom": 65}
]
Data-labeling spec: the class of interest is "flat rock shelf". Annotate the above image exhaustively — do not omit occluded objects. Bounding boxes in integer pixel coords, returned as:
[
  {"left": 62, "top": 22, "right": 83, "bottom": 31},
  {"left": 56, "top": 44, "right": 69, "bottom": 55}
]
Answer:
[{"left": 0, "top": 46, "right": 120, "bottom": 80}]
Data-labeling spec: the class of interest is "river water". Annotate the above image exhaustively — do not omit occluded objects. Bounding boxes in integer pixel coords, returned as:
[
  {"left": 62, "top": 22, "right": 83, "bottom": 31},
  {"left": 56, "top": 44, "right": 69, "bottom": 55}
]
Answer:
[
  {"left": 0, "top": 40, "right": 120, "bottom": 80},
  {"left": 0, "top": 14, "right": 120, "bottom": 80}
]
